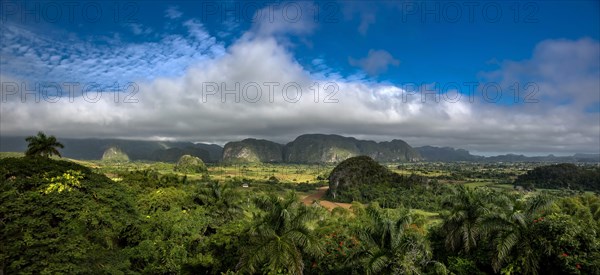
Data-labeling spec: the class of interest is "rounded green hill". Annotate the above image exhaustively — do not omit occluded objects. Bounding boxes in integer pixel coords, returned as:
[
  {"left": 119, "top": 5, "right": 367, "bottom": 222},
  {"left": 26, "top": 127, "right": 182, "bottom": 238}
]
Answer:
[
  {"left": 101, "top": 146, "right": 129, "bottom": 162},
  {"left": 328, "top": 156, "right": 401, "bottom": 199},
  {"left": 174, "top": 154, "right": 207, "bottom": 173}
]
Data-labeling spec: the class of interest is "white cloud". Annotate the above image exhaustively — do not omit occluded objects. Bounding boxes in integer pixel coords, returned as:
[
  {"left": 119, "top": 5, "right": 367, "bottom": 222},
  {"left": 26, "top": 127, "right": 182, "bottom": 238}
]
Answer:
[
  {"left": 165, "top": 6, "right": 183, "bottom": 19},
  {"left": 480, "top": 38, "right": 600, "bottom": 109},
  {"left": 183, "top": 19, "right": 214, "bottom": 42},
  {"left": 349, "top": 50, "right": 400, "bottom": 76},
  {"left": 341, "top": 1, "right": 380, "bottom": 35},
  {"left": 357, "top": 13, "right": 375, "bottom": 35},
  {"left": 0, "top": 21, "right": 225, "bottom": 86},
  {"left": 127, "top": 23, "right": 153, "bottom": 36},
  {"left": 217, "top": 15, "right": 241, "bottom": 39},
  {"left": 1, "top": 36, "right": 468, "bottom": 144},
  {"left": 249, "top": 2, "right": 316, "bottom": 39}
]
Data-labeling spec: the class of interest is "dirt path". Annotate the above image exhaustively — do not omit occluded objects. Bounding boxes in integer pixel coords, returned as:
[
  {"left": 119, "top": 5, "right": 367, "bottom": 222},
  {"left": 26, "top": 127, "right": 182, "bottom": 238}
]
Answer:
[{"left": 302, "top": 187, "right": 353, "bottom": 210}]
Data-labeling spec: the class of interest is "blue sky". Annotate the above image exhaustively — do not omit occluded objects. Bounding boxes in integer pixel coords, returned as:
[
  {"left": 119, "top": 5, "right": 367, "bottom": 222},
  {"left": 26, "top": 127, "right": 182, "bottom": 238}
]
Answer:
[
  {"left": 3, "top": 1, "right": 599, "bottom": 86},
  {"left": 1, "top": 0, "right": 599, "bottom": 155}
]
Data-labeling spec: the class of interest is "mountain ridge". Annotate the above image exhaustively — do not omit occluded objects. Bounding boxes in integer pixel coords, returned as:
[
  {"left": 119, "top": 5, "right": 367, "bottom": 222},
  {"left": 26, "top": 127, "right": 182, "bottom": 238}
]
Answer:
[{"left": 1, "top": 135, "right": 597, "bottom": 163}]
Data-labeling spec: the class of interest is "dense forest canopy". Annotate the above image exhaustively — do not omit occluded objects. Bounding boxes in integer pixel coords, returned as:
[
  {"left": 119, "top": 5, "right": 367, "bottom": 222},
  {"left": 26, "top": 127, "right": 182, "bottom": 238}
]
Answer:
[
  {"left": 514, "top": 163, "right": 600, "bottom": 191},
  {"left": 0, "top": 157, "right": 136, "bottom": 273}
]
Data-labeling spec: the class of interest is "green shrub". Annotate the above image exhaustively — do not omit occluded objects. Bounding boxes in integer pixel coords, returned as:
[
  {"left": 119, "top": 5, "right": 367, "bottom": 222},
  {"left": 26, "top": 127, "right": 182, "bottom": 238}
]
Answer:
[{"left": 0, "top": 157, "right": 137, "bottom": 273}]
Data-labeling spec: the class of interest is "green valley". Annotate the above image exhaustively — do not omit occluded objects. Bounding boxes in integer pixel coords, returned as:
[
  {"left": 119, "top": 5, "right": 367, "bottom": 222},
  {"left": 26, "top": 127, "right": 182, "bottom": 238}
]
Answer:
[{"left": 1, "top": 134, "right": 598, "bottom": 274}]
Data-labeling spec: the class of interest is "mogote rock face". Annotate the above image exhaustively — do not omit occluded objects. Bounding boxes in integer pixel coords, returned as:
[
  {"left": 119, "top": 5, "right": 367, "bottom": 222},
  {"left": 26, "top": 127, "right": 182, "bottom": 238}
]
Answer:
[
  {"left": 101, "top": 146, "right": 129, "bottom": 162},
  {"left": 356, "top": 139, "right": 422, "bottom": 163},
  {"left": 221, "top": 138, "right": 284, "bottom": 163},
  {"left": 284, "top": 134, "right": 361, "bottom": 164},
  {"left": 284, "top": 134, "right": 422, "bottom": 164}
]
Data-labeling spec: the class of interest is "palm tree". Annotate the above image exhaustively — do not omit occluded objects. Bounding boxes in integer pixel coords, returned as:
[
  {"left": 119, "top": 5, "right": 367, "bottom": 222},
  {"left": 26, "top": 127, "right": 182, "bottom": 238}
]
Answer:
[
  {"left": 487, "top": 195, "right": 554, "bottom": 274},
  {"left": 237, "top": 192, "right": 323, "bottom": 274},
  {"left": 196, "top": 181, "right": 243, "bottom": 221},
  {"left": 348, "top": 204, "right": 444, "bottom": 274},
  {"left": 24, "top": 131, "right": 64, "bottom": 158},
  {"left": 440, "top": 186, "right": 502, "bottom": 254}
]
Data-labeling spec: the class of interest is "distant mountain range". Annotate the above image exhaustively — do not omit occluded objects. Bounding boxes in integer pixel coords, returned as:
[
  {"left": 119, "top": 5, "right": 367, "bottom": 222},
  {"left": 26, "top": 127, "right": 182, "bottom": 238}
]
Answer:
[
  {"left": 483, "top": 153, "right": 600, "bottom": 163},
  {"left": 1, "top": 135, "right": 598, "bottom": 163},
  {"left": 0, "top": 136, "right": 222, "bottom": 163},
  {"left": 415, "top": 146, "right": 483, "bottom": 162},
  {"left": 222, "top": 134, "right": 421, "bottom": 164}
]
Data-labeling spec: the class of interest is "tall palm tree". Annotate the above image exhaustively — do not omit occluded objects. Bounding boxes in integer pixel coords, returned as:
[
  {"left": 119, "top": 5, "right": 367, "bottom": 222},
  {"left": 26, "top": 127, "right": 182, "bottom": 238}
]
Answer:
[
  {"left": 237, "top": 192, "right": 323, "bottom": 275},
  {"left": 349, "top": 204, "right": 443, "bottom": 274},
  {"left": 487, "top": 195, "right": 554, "bottom": 274},
  {"left": 24, "top": 131, "right": 64, "bottom": 158}
]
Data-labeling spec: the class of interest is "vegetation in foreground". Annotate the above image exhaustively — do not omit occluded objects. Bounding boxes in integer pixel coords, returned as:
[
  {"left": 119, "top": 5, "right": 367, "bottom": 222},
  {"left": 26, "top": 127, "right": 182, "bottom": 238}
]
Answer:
[
  {"left": 1, "top": 154, "right": 599, "bottom": 274},
  {"left": 1, "top": 134, "right": 599, "bottom": 274}
]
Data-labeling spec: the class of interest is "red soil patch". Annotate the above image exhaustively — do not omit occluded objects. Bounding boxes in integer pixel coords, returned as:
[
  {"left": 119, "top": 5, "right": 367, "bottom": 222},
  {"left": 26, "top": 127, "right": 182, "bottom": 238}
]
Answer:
[{"left": 302, "top": 187, "right": 352, "bottom": 210}]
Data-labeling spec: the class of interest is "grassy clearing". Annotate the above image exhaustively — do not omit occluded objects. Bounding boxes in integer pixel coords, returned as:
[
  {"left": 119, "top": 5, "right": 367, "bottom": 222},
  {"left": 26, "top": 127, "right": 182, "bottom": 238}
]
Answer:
[
  {"left": 463, "top": 181, "right": 494, "bottom": 188},
  {"left": 0, "top": 152, "right": 24, "bottom": 158},
  {"left": 410, "top": 209, "right": 442, "bottom": 228},
  {"left": 410, "top": 208, "right": 439, "bottom": 217},
  {"left": 203, "top": 163, "right": 334, "bottom": 183},
  {"left": 488, "top": 184, "right": 515, "bottom": 190}
]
